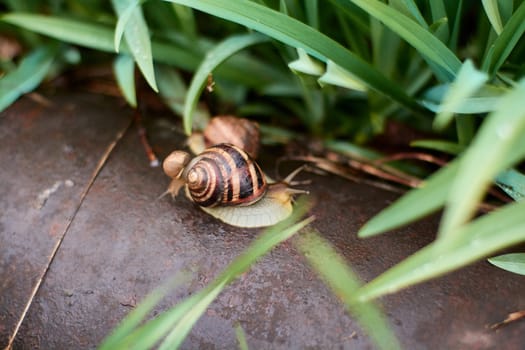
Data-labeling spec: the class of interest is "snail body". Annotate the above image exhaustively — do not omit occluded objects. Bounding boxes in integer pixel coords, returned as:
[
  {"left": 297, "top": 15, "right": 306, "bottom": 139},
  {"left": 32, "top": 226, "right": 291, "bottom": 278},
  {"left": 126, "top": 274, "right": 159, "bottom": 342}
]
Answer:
[{"left": 163, "top": 143, "right": 306, "bottom": 228}]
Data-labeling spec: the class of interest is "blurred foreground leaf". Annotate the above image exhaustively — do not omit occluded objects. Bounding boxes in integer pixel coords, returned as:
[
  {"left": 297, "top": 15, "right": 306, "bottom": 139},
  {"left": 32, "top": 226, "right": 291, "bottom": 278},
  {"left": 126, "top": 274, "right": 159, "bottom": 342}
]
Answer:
[
  {"left": 358, "top": 199, "right": 525, "bottom": 301},
  {"left": 439, "top": 79, "right": 525, "bottom": 238},
  {"left": 296, "top": 230, "right": 401, "bottom": 350},
  {"left": 421, "top": 83, "right": 505, "bottom": 114},
  {"left": 99, "top": 199, "right": 313, "bottom": 349},
  {"left": 360, "top": 79, "right": 525, "bottom": 238},
  {"left": 432, "top": 60, "right": 487, "bottom": 131}
]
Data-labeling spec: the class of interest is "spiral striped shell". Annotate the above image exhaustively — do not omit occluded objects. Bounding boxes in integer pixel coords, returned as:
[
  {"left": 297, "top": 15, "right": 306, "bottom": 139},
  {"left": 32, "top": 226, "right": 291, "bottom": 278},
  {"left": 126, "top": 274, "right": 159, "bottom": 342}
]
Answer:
[{"left": 182, "top": 143, "right": 267, "bottom": 207}]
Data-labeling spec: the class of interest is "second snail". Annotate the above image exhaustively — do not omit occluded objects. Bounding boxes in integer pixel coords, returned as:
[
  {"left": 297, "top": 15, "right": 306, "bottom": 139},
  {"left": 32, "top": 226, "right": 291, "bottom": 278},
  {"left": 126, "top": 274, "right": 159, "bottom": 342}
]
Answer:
[{"left": 162, "top": 142, "right": 307, "bottom": 228}]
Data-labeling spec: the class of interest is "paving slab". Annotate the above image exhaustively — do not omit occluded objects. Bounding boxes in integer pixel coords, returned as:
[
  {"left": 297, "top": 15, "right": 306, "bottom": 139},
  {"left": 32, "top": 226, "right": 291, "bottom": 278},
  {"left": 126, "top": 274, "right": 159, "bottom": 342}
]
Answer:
[
  {"left": 0, "top": 92, "right": 131, "bottom": 349},
  {"left": 1, "top": 91, "right": 524, "bottom": 349}
]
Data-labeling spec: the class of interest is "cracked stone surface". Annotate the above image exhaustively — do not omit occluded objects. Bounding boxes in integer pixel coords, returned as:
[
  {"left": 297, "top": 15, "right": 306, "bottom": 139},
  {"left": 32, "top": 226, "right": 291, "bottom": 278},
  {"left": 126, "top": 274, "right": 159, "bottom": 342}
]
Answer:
[{"left": 1, "top": 91, "right": 524, "bottom": 349}]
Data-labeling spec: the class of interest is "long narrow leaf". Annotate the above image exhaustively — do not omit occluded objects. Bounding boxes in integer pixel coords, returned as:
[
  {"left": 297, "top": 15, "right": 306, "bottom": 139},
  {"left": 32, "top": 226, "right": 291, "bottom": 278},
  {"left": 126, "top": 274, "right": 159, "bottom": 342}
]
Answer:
[
  {"left": 439, "top": 79, "right": 525, "bottom": 237},
  {"left": 183, "top": 32, "right": 269, "bottom": 134},
  {"left": 488, "top": 253, "right": 525, "bottom": 275},
  {"left": 390, "top": 0, "right": 427, "bottom": 28},
  {"left": 99, "top": 273, "right": 189, "bottom": 350},
  {"left": 358, "top": 199, "right": 525, "bottom": 301},
  {"left": 359, "top": 128, "right": 525, "bottom": 238},
  {"left": 358, "top": 159, "right": 459, "bottom": 238},
  {"left": 482, "top": 0, "right": 504, "bottom": 34},
  {"left": 100, "top": 199, "right": 312, "bottom": 349},
  {"left": 113, "top": 54, "right": 137, "bottom": 107},
  {"left": 1, "top": 14, "right": 285, "bottom": 90},
  {"left": 347, "top": 0, "right": 462, "bottom": 80},
  {"left": 112, "top": 0, "right": 158, "bottom": 91},
  {"left": 420, "top": 83, "right": 506, "bottom": 114},
  {"left": 167, "top": 0, "right": 421, "bottom": 112},
  {"left": 158, "top": 212, "right": 315, "bottom": 349},
  {"left": 2, "top": 13, "right": 116, "bottom": 51},
  {"left": 0, "top": 46, "right": 54, "bottom": 113},
  {"left": 433, "top": 60, "right": 488, "bottom": 130},
  {"left": 235, "top": 324, "right": 249, "bottom": 350},
  {"left": 114, "top": 0, "right": 142, "bottom": 51},
  {"left": 482, "top": 1, "right": 525, "bottom": 75},
  {"left": 495, "top": 169, "right": 525, "bottom": 201},
  {"left": 296, "top": 230, "right": 401, "bottom": 350}
]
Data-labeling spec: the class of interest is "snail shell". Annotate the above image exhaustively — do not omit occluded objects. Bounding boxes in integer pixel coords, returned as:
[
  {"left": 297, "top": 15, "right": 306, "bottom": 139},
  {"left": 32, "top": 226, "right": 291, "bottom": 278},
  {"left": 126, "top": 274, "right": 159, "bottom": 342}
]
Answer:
[
  {"left": 163, "top": 144, "right": 307, "bottom": 228},
  {"left": 164, "top": 143, "right": 266, "bottom": 208},
  {"left": 188, "top": 116, "right": 260, "bottom": 158}
]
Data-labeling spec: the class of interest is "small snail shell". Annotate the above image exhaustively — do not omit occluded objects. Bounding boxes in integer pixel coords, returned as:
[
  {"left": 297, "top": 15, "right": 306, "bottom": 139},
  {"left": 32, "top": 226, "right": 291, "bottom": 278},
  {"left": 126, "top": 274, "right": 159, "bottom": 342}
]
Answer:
[
  {"left": 162, "top": 144, "right": 308, "bottom": 228},
  {"left": 188, "top": 116, "right": 260, "bottom": 158}
]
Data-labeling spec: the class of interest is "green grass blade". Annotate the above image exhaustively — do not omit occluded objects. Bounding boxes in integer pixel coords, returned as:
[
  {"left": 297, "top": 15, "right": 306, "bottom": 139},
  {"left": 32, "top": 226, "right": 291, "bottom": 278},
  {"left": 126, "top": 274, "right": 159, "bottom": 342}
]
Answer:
[
  {"left": 327, "top": 0, "right": 370, "bottom": 33},
  {"left": 99, "top": 200, "right": 312, "bottom": 349},
  {"left": 296, "top": 230, "right": 401, "bottom": 350},
  {"left": 115, "top": 294, "right": 201, "bottom": 349},
  {"left": 488, "top": 253, "right": 525, "bottom": 275},
  {"left": 167, "top": 0, "right": 421, "bottom": 112},
  {"left": 0, "top": 46, "right": 54, "bottom": 113},
  {"left": 183, "top": 32, "right": 269, "bottom": 134},
  {"left": 98, "top": 290, "right": 166, "bottom": 350},
  {"left": 439, "top": 79, "right": 525, "bottom": 238},
  {"left": 158, "top": 281, "right": 227, "bottom": 350},
  {"left": 358, "top": 159, "right": 459, "bottom": 238},
  {"left": 347, "top": 0, "right": 462, "bottom": 80},
  {"left": 482, "top": 0, "right": 504, "bottom": 34},
  {"left": 482, "top": 1, "right": 525, "bottom": 75},
  {"left": 171, "top": 3, "right": 197, "bottom": 39},
  {"left": 155, "top": 64, "right": 187, "bottom": 115},
  {"left": 98, "top": 274, "right": 189, "bottom": 350},
  {"left": 455, "top": 114, "right": 476, "bottom": 145},
  {"left": 2, "top": 13, "right": 116, "bottom": 51},
  {"left": 358, "top": 199, "right": 525, "bottom": 301},
  {"left": 428, "top": 0, "right": 449, "bottom": 43},
  {"left": 390, "top": 0, "right": 427, "bottom": 28},
  {"left": 113, "top": 0, "right": 141, "bottom": 52},
  {"left": 235, "top": 324, "right": 249, "bottom": 350},
  {"left": 420, "top": 83, "right": 506, "bottom": 114},
  {"left": 158, "top": 212, "right": 315, "bottom": 349},
  {"left": 288, "top": 48, "right": 324, "bottom": 76},
  {"left": 304, "top": 0, "right": 319, "bottom": 29},
  {"left": 362, "top": 80, "right": 525, "bottom": 238},
  {"left": 448, "top": 0, "right": 463, "bottom": 51},
  {"left": 113, "top": 54, "right": 137, "bottom": 107},
  {"left": 495, "top": 169, "right": 525, "bottom": 201},
  {"left": 318, "top": 60, "right": 367, "bottom": 91},
  {"left": 112, "top": 0, "right": 158, "bottom": 91},
  {"left": 433, "top": 60, "right": 488, "bottom": 131},
  {"left": 410, "top": 140, "right": 463, "bottom": 155},
  {"left": 1, "top": 13, "right": 286, "bottom": 90}
]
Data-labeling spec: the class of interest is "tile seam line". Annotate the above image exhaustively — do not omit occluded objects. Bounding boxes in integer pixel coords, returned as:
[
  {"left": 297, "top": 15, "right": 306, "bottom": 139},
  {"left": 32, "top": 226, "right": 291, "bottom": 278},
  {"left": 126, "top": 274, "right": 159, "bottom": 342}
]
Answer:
[{"left": 5, "top": 116, "right": 134, "bottom": 350}]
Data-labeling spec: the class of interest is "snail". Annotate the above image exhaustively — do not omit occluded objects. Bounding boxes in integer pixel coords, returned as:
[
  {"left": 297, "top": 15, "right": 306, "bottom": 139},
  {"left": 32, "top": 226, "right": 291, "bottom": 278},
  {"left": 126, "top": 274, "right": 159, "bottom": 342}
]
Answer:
[
  {"left": 187, "top": 115, "right": 260, "bottom": 158},
  {"left": 162, "top": 143, "right": 307, "bottom": 228}
]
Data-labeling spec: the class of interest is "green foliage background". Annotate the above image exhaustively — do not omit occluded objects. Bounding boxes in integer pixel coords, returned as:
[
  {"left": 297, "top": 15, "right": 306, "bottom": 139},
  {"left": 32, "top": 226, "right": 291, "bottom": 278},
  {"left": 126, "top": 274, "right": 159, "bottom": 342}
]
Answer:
[{"left": 1, "top": 0, "right": 525, "bottom": 348}]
